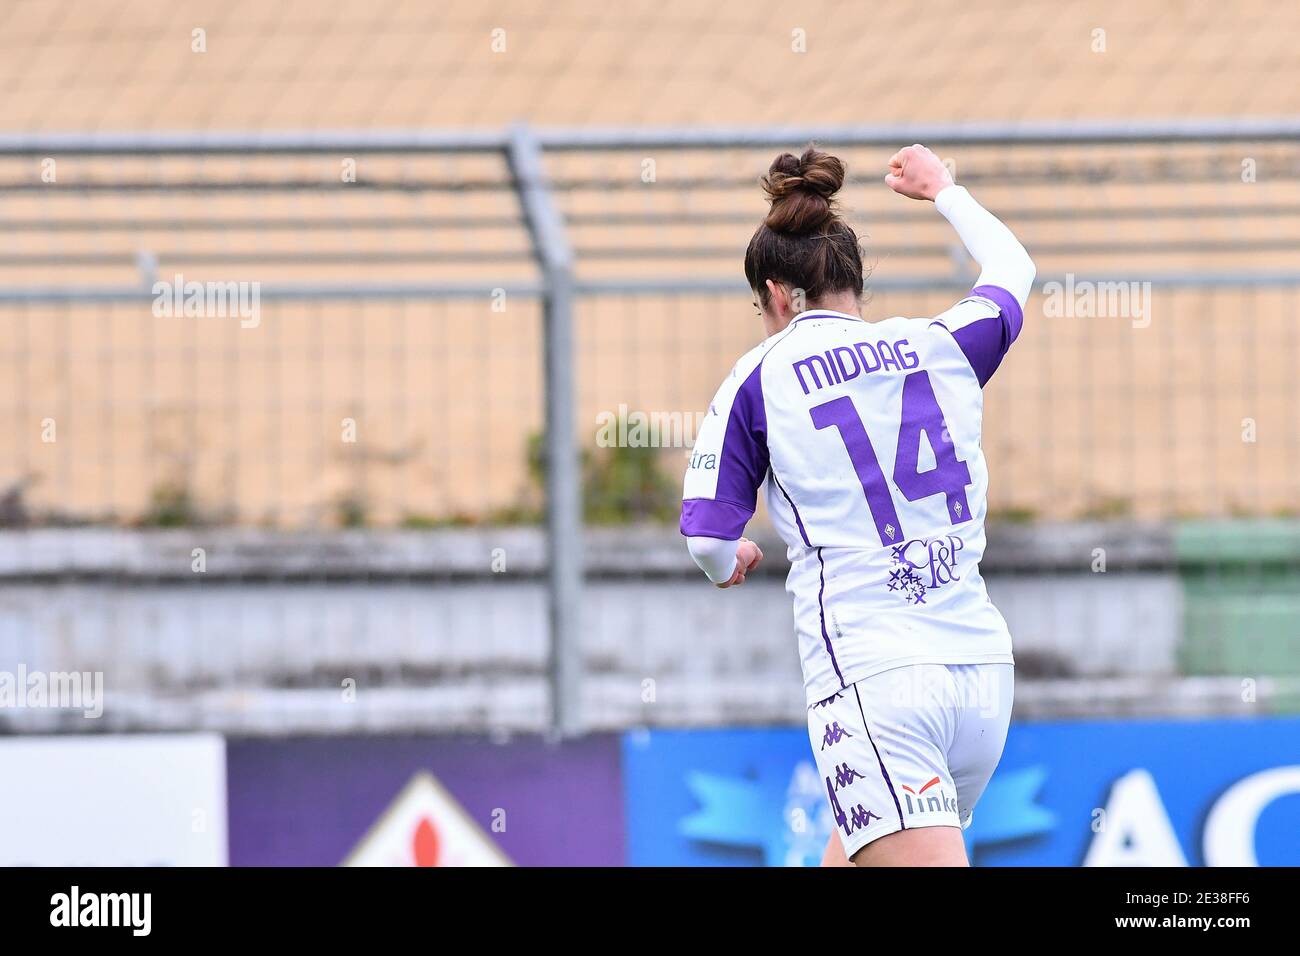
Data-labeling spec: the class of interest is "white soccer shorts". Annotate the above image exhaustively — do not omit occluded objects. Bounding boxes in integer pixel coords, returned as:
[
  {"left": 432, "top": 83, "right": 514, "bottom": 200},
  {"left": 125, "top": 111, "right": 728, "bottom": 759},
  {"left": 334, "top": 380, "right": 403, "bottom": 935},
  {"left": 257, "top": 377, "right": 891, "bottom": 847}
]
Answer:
[{"left": 807, "top": 662, "right": 1014, "bottom": 861}]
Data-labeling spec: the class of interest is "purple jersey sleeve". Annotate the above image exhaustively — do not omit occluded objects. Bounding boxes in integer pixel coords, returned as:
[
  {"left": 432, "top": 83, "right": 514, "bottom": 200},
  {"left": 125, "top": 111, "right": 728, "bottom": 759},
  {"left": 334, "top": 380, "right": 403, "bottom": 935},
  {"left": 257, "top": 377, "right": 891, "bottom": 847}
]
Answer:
[
  {"left": 931, "top": 284, "right": 1024, "bottom": 387},
  {"left": 680, "top": 360, "right": 769, "bottom": 539}
]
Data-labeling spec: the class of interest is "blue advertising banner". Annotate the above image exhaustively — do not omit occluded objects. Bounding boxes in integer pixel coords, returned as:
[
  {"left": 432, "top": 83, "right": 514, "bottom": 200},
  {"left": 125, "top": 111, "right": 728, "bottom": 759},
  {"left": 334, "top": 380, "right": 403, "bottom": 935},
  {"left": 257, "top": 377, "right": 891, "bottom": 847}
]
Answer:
[{"left": 621, "top": 718, "right": 1300, "bottom": 866}]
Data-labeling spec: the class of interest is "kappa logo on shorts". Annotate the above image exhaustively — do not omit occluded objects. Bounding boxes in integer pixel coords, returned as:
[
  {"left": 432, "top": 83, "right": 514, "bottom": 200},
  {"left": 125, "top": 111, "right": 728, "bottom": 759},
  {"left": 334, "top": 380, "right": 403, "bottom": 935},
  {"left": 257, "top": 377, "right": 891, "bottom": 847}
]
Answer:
[
  {"left": 849, "top": 805, "right": 881, "bottom": 831},
  {"left": 819, "top": 722, "right": 853, "bottom": 750},
  {"left": 901, "top": 776, "right": 959, "bottom": 816},
  {"left": 825, "top": 775, "right": 881, "bottom": 836},
  {"left": 832, "top": 763, "right": 865, "bottom": 790}
]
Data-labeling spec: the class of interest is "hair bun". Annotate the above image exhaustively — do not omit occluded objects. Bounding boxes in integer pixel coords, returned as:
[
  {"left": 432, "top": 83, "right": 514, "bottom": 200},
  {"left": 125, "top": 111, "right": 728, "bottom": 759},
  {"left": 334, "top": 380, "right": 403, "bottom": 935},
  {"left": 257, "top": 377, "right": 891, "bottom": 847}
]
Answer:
[{"left": 760, "top": 146, "right": 846, "bottom": 235}]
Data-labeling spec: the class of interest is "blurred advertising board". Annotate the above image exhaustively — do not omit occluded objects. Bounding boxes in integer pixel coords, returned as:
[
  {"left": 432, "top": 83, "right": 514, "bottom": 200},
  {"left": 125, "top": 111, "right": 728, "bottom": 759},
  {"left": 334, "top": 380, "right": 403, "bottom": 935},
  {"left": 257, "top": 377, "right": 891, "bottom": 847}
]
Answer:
[
  {"left": 226, "top": 734, "right": 624, "bottom": 866},
  {"left": 621, "top": 718, "right": 1300, "bottom": 867},
  {"left": 0, "top": 734, "right": 227, "bottom": 866}
]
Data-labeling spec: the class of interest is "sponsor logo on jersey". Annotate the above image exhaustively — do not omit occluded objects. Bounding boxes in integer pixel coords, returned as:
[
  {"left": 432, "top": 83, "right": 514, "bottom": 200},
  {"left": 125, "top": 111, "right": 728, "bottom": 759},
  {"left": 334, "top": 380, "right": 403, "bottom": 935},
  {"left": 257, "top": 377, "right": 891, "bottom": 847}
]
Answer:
[
  {"left": 687, "top": 450, "right": 718, "bottom": 470},
  {"left": 886, "top": 534, "right": 965, "bottom": 604},
  {"left": 901, "top": 776, "right": 959, "bottom": 817}
]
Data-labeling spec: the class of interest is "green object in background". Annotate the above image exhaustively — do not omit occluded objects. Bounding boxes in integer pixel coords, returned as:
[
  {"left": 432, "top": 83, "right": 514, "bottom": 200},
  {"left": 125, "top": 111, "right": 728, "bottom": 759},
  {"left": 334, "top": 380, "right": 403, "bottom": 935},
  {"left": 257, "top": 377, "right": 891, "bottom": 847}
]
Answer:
[{"left": 1177, "top": 521, "right": 1300, "bottom": 683}]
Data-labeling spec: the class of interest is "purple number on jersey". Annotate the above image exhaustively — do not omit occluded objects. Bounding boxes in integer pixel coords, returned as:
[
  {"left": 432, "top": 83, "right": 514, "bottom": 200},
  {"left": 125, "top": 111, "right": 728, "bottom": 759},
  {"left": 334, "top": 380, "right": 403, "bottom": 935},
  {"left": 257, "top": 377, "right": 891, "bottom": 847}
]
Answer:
[
  {"left": 893, "top": 370, "right": 973, "bottom": 526},
  {"left": 811, "top": 371, "right": 973, "bottom": 546},
  {"left": 810, "top": 395, "right": 905, "bottom": 546}
]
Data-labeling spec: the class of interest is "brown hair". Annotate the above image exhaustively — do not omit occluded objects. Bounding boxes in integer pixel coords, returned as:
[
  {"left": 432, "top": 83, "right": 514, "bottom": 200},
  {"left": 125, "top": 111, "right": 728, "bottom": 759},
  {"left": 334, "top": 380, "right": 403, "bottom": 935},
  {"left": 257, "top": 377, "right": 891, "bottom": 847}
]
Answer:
[{"left": 743, "top": 146, "right": 864, "bottom": 307}]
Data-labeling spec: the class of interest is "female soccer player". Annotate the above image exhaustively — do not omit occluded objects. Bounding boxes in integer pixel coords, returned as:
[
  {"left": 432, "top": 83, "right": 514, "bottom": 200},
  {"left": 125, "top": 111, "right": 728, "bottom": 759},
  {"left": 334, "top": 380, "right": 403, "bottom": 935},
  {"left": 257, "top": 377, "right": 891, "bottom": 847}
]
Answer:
[{"left": 680, "top": 144, "right": 1034, "bottom": 867}]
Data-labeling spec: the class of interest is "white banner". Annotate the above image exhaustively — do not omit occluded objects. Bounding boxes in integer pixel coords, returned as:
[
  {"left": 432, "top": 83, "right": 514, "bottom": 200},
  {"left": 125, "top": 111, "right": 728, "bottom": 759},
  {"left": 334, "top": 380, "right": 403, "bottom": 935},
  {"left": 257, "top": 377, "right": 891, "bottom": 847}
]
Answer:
[{"left": 0, "top": 734, "right": 227, "bottom": 866}]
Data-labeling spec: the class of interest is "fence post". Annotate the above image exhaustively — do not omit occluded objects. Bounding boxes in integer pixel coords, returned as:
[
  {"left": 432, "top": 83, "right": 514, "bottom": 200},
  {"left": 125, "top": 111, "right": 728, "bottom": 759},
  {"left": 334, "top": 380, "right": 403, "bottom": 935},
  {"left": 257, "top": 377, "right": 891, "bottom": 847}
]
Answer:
[{"left": 508, "top": 124, "right": 583, "bottom": 737}]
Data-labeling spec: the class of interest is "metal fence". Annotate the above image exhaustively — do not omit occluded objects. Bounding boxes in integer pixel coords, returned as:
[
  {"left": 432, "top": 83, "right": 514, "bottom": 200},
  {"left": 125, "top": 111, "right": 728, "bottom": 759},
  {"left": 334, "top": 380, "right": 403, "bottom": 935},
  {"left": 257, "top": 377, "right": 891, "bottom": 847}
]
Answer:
[{"left": 2, "top": 119, "right": 1300, "bottom": 735}]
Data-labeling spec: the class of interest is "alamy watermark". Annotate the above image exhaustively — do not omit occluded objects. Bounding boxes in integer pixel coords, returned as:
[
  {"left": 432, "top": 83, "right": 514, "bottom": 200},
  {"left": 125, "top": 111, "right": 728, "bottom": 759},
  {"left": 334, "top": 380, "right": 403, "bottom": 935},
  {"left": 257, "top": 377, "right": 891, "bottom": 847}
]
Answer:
[
  {"left": 50, "top": 886, "right": 150, "bottom": 936},
  {"left": 0, "top": 665, "right": 103, "bottom": 718},
  {"left": 152, "top": 272, "right": 261, "bottom": 328},
  {"left": 883, "top": 663, "right": 1008, "bottom": 718},
  {"left": 595, "top": 404, "right": 706, "bottom": 448},
  {"left": 1042, "top": 273, "right": 1152, "bottom": 328}
]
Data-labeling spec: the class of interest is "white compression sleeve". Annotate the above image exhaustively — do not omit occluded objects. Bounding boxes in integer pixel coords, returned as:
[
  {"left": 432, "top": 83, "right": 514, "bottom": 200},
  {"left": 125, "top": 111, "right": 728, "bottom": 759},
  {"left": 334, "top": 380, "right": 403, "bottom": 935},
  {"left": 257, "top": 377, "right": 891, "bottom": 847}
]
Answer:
[
  {"left": 687, "top": 536, "right": 738, "bottom": 584},
  {"left": 934, "top": 185, "right": 1036, "bottom": 306}
]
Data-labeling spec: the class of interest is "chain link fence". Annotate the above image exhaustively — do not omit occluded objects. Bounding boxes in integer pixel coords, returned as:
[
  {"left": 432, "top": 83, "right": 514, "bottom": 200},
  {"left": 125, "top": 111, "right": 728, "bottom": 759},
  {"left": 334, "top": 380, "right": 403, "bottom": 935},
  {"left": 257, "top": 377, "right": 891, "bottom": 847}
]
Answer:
[{"left": 2, "top": 121, "right": 1299, "bottom": 734}]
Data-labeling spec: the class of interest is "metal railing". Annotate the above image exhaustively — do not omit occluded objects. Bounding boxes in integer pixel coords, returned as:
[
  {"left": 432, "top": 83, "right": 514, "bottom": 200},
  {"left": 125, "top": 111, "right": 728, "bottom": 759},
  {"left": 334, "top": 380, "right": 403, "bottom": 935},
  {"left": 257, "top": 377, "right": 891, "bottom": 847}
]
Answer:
[{"left": 1, "top": 118, "right": 1298, "bottom": 734}]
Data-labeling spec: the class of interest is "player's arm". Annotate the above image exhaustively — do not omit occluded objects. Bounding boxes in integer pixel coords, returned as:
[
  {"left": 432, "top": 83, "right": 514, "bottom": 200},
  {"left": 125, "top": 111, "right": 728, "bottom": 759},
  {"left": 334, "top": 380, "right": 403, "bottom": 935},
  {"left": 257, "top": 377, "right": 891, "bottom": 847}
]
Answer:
[
  {"left": 885, "top": 144, "right": 1036, "bottom": 385},
  {"left": 687, "top": 534, "right": 763, "bottom": 588},
  {"left": 681, "top": 358, "right": 768, "bottom": 588}
]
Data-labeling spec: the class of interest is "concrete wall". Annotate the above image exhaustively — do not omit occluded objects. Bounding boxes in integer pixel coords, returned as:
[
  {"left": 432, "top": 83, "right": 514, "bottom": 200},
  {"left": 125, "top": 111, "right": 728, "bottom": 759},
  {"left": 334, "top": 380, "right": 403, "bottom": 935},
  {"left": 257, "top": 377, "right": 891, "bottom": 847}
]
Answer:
[{"left": 1, "top": 524, "right": 1291, "bottom": 733}]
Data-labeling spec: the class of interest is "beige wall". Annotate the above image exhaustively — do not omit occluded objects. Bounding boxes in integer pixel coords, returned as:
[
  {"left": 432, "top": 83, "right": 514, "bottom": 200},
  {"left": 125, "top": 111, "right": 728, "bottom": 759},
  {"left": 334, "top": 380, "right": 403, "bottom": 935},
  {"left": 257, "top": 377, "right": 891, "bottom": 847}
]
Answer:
[
  {"left": 0, "top": 2, "right": 1296, "bottom": 525},
  {"left": 2, "top": 1, "right": 1297, "bottom": 130}
]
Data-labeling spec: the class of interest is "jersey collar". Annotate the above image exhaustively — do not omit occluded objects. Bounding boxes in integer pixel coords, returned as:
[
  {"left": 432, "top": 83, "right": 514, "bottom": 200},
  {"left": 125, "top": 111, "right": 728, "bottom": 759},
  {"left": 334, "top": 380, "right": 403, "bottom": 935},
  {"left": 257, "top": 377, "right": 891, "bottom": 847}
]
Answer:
[{"left": 792, "top": 309, "right": 864, "bottom": 324}]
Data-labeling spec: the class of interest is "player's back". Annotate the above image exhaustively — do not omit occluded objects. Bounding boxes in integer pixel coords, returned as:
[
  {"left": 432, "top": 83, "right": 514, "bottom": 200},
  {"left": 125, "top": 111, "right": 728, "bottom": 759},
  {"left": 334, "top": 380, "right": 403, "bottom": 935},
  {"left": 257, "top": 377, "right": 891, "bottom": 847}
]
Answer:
[
  {"left": 676, "top": 147, "right": 1036, "bottom": 864},
  {"left": 756, "top": 309, "right": 1012, "bottom": 703}
]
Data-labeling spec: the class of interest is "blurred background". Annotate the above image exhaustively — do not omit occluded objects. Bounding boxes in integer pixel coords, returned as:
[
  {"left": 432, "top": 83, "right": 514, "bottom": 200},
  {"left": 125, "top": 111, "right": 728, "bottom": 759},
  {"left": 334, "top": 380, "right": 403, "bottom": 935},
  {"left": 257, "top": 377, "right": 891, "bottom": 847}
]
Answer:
[{"left": 0, "top": 0, "right": 1297, "bottom": 866}]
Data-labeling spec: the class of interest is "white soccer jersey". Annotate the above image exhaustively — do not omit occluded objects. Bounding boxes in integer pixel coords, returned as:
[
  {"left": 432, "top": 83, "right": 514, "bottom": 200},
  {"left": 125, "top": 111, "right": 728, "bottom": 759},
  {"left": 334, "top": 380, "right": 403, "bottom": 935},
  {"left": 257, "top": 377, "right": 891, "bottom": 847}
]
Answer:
[{"left": 682, "top": 289, "right": 1022, "bottom": 705}]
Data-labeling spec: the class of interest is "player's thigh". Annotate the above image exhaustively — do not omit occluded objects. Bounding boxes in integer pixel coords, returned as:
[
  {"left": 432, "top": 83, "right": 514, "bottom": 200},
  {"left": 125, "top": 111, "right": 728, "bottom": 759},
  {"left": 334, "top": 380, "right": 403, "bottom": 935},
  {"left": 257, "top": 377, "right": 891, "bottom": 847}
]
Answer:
[
  {"left": 821, "top": 831, "right": 851, "bottom": 867},
  {"left": 851, "top": 823, "right": 968, "bottom": 867}
]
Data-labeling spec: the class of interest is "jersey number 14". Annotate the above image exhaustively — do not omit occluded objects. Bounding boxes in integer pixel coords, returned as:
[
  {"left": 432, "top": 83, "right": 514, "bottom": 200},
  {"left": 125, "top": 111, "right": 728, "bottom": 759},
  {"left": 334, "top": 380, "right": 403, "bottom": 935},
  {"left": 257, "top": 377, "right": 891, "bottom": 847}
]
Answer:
[{"left": 810, "top": 370, "right": 972, "bottom": 546}]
